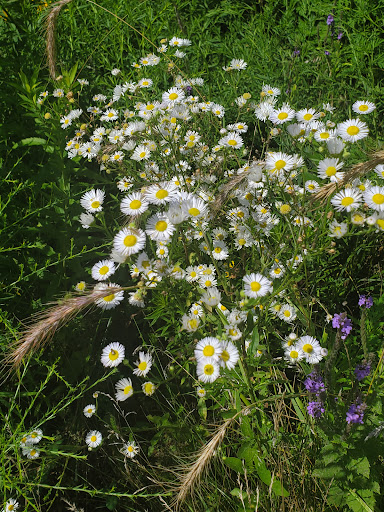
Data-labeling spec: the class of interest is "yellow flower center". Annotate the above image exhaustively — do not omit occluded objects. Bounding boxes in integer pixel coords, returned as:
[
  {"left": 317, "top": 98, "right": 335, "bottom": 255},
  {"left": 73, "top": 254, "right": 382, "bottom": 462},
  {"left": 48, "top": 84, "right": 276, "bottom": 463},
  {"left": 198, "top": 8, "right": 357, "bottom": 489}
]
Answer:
[
  {"left": 91, "top": 200, "right": 100, "bottom": 209},
  {"left": 87, "top": 408, "right": 93, "bottom": 413},
  {"left": 139, "top": 151, "right": 147, "bottom": 158},
  {"left": 377, "top": 219, "right": 384, "bottom": 229},
  {"left": 372, "top": 193, "right": 384, "bottom": 204},
  {"left": 228, "top": 139, "right": 237, "bottom": 146},
  {"left": 221, "top": 350, "right": 230, "bottom": 362},
  {"left": 341, "top": 197, "right": 354, "bottom": 207},
  {"left": 128, "top": 445, "right": 134, "bottom": 452},
  {"left": 303, "top": 113, "right": 313, "bottom": 121},
  {"left": 169, "top": 92, "right": 178, "bottom": 100},
  {"left": 243, "top": 93, "right": 251, "bottom": 99},
  {"left": 91, "top": 435, "right": 97, "bottom": 442},
  {"left": 347, "top": 125, "right": 359, "bottom": 136},
  {"left": 229, "top": 329, "right": 237, "bottom": 336},
  {"left": 99, "top": 265, "right": 109, "bottom": 275},
  {"left": 144, "top": 383, "right": 154, "bottom": 394},
  {"left": 284, "top": 310, "right": 291, "bottom": 317},
  {"left": 130, "top": 200, "right": 141, "bottom": 210},
  {"left": 290, "top": 350, "right": 299, "bottom": 359},
  {"left": 124, "top": 235, "right": 137, "bottom": 247},
  {"left": 251, "top": 281, "right": 261, "bottom": 292},
  {"left": 142, "top": 81, "right": 149, "bottom": 86},
  {"left": 30, "top": 449, "right": 37, "bottom": 456},
  {"left": 278, "top": 112, "right": 288, "bottom": 120},
  {"left": 189, "top": 207, "right": 200, "bottom": 216},
  {"left": 155, "top": 220, "right": 167, "bottom": 232},
  {"left": 238, "top": 238, "right": 246, "bottom": 245},
  {"left": 124, "top": 385, "right": 132, "bottom": 395},
  {"left": 204, "top": 364, "right": 214, "bottom": 375},
  {"left": 326, "top": 166, "right": 337, "bottom": 176},
  {"left": 103, "top": 294, "right": 115, "bottom": 302},
  {"left": 109, "top": 349, "right": 119, "bottom": 361},
  {"left": 358, "top": 105, "right": 368, "bottom": 111},
  {"left": 275, "top": 159, "right": 286, "bottom": 170},
  {"left": 320, "top": 132, "right": 329, "bottom": 139},
  {"left": 280, "top": 204, "right": 291, "bottom": 214},
  {"left": 203, "top": 345, "right": 214, "bottom": 357},
  {"left": 138, "top": 361, "right": 147, "bottom": 371},
  {"left": 156, "top": 189, "right": 168, "bottom": 200},
  {"left": 302, "top": 344, "right": 313, "bottom": 353}
]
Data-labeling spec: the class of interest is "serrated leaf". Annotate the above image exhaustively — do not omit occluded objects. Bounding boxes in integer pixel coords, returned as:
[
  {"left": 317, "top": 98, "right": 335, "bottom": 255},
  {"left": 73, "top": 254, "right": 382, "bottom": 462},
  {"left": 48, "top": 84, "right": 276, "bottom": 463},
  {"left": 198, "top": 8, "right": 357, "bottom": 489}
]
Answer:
[{"left": 348, "top": 456, "right": 370, "bottom": 479}]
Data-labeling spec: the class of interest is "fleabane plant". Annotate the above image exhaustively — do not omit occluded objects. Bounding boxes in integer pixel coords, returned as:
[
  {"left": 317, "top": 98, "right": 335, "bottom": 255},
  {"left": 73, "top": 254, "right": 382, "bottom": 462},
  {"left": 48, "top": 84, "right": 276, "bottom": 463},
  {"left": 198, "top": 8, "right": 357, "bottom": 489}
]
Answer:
[{"left": 36, "top": 36, "right": 384, "bottom": 470}]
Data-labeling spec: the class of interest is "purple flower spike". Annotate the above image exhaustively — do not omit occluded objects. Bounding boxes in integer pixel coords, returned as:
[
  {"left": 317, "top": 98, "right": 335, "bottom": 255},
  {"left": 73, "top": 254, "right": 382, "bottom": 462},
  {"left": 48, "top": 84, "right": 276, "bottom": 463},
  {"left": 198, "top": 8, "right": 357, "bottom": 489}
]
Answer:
[
  {"left": 346, "top": 400, "right": 366, "bottom": 424},
  {"left": 327, "top": 15, "right": 334, "bottom": 25},
  {"left": 354, "top": 363, "right": 371, "bottom": 381},
  {"left": 307, "top": 401, "right": 325, "bottom": 418},
  {"left": 332, "top": 313, "right": 352, "bottom": 340},
  {"left": 305, "top": 372, "right": 326, "bottom": 395},
  {"left": 337, "top": 32, "right": 343, "bottom": 40},
  {"left": 358, "top": 295, "right": 373, "bottom": 309}
]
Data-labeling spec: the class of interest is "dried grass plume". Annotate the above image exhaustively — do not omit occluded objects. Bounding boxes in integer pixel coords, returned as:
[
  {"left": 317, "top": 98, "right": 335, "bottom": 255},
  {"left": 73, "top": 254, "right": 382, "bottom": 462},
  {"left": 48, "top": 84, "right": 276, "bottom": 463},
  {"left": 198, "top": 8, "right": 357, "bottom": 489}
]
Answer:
[
  {"left": 45, "top": 0, "right": 73, "bottom": 79},
  {"left": 6, "top": 287, "right": 123, "bottom": 369},
  {"left": 313, "top": 149, "right": 384, "bottom": 203}
]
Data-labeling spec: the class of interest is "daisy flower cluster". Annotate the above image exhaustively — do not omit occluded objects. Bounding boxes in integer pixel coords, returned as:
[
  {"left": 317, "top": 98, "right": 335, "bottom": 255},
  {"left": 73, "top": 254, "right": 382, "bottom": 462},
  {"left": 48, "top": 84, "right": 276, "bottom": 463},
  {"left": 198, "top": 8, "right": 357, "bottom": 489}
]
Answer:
[
  {"left": 20, "top": 427, "right": 43, "bottom": 460},
  {"left": 40, "top": 37, "right": 382, "bottom": 435}
]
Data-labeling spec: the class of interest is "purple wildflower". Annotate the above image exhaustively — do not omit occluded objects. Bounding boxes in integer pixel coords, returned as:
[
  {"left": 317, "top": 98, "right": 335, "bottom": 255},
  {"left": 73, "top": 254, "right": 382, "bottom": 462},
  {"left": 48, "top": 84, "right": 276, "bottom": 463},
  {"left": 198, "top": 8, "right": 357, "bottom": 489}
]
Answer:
[
  {"left": 327, "top": 15, "right": 334, "bottom": 25},
  {"left": 307, "top": 401, "right": 325, "bottom": 418},
  {"left": 305, "top": 372, "right": 326, "bottom": 395},
  {"left": 293, "top": 49, "right": 300, "bottom": 57},
  {"left": 358, "top": 295, "right": 373, "bottom": 309},
  {"left": 185, "top": 86, "right": 193, "bottom": 96},
  {"left": 346, "top": 400, "right": 366, "bottom": 424},
  {"left": 354, "top": 363, "right": 371, "bottom": 381},
  {"left": 324, "top": 50, "right": 330, "bottom": 56},
  {"left": 337, "top": 32, "right": 343, "bottom": 40},
  {"left": 332, "top": 313, "right": 352, "bottom": 340}
]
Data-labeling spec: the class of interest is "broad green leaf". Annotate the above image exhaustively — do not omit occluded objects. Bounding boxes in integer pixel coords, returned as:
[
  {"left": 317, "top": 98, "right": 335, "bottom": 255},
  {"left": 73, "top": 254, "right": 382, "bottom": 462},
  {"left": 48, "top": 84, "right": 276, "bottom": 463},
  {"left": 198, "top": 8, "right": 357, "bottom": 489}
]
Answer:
[{"left": 223, "top": 457, "right": 244, "bottom": 474}]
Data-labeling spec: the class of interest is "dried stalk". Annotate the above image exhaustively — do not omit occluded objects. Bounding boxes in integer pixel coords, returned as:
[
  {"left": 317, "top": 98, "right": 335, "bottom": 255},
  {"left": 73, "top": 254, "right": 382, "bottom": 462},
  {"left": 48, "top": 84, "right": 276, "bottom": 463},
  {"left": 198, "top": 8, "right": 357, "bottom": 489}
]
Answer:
[
  {"left": 6, "top": 287, "right": 123, "bottom": 368},
  {"left": 172, "top": 414, "right": 238, "bottom": 510},
  {"left": 313, "top": 149, "right": 384, "bottom": 203},
  {"left": 45, "top": 0, "right": 73, "bottom": 79}
]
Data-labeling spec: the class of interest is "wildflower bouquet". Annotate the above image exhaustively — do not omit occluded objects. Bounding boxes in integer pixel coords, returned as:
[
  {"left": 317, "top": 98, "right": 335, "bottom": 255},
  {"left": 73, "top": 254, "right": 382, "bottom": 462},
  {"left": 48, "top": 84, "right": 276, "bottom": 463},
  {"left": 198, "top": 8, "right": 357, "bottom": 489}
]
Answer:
[{"left": 10, "top": 34, "right": 384, "bottom": 511}]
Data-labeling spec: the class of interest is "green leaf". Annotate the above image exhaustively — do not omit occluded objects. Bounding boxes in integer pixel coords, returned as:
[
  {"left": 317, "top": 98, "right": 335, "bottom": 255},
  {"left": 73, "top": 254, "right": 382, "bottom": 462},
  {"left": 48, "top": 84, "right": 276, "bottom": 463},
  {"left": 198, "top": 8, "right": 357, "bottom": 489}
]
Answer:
[
  {"left": 348, "top": 457, "right": 370, "bottom": 479},
  {"left": 223, "top": 457, "right": 244, "bottom": 474},
  {"left": 237, "top": 442, "right": 258, "bottom": 462},
  {"left": 271, "top": 479, "right": 290, "bottom": 497},
  {"left": 346, "top": 489, "right": 375, "bottom": 512},
  {"left": 254, "top": 458, "right": 271, "bottom": 485},
  {"left": 198, "top": 398, "right": 207, "bottom": 420},
  {"left": 313, "top": 464, "right": 346, "bottom": 480}
]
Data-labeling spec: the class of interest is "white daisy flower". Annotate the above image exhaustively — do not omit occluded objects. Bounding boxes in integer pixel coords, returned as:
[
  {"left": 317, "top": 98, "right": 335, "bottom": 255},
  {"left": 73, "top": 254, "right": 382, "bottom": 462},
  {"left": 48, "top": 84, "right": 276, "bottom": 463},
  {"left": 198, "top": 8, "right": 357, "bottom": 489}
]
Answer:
[
  {"left": 304, "top": 180, "right": 320, "bottom": 193},
  {"left": 227, "top": 58, "right": 247, "bottom": 70},
  {"left": 101, "top": 342, "right": 125, "bottom": 368},
  {"left": 219, "top": 340, "right": 239, "bottom": 370},
  {"left": 22, "top": 446, "right": 40, "bottom": 459},
  {"left": 182, "top": 197, "right": 208, "bottom": 219},
  {"left": 350, "top": 211, "right": 365, "bottom": 225},
  {"left": 265, "top": 151, "right": 295, "bottom": 176},
  {"left": 113, "top": 227, "right": 146, "bottom": 256},
  {"left": 182, "top": 314, "right": 200, "bottom": 332},
  {"left": 79, "top": 212, "right": 95, "bottom": 229},
  {"left": 374, "top": 164, "right": 384, "bottom": 179},
  {"left": 196, "top": 386, "right": 206, "bottom": 398},
  {"left": 331, "top": 188, "right": 362, "bottom": 212},
  {"left": 115, "top": 377, "right": 133, "bottom": 401},
  {"left": 189, "top": 303, "right": 204, "bottom": 318},
  {"left": 196, "top": 358, "right": 221, "bottom": 383},
  {"left": 4, "top": 499, "right": 19, "bottom": 511},
  {"left": 145, "top": 214, "right": 175, "bottom": 242},
  {"left": 277, "top": 304, "right": 297, "bottom": 323},
  {"left": 133, "top": 352, "right": 153, "bottom": 377},
  {"left": 83, "top": 404, "right": 96, "bottom": 418},
  {"left": 145, "top": 181, "right": 178, "bottom": 205},
  {"left": 364, "top": 185, "right": 384, "bottom": 212},
  {"left": 284, "top": 346, "right": 305, "bottom": 364},
  {"left": 243, "top": 273, "right": 272, "bottom": 299},
  {"left": 337, "top": 118, "right": 369, "bottom": 142},
  {"left": 162, "top": 87, "right": 185, "bottom": 105},
  {"left": 269, "top": 103, "right": 295, "bottom": 124},
  {"left": 328, "top": 220, "right": 348, "bottom": 238},
  {"left": 80, "top": 189, "right": 105, "bottom": 212},
  {"left": 131, "top": 144, "right": 151, "bottom": 161},
  {"left": 211, "top": 241, "right": 229, "bottom": 260},
  {"left": 120, "top": 192, "right": 149, "bottom": 217},
  {"left": 200, "top": 287, "right": 222, "bottom": 307},
  {"left": 225, "top": 324, "right": 242, "bottom": 341},
  {"left": 91, "top": 260, "right": 116, "bottom": 281},
  {"left": 296, "top": 108, "right": 320, "bottom": 123},
  {"left": 195, "top": 337, "right": 223, "bottom": 362},
  {"left": 100, "top": 108, "right": 118, "bottom": 122},
  {"left": 122, "top": 441, "right": 139, "bottom": 458},
  {"left": 138, "top": 78, "right": 153, "bottom": 88},
  {"left": 326, "top": 137, "right": 345, "bottom": 155},
  {"left": 296, "top": 335, "right": 323, "bottom": 364},
  {"left": 27, "top": 428, "right": 43, "bottom": 444},
  {"left": 218, "top": 131, "right": 244, "bottom": 149},
  {"left": 352, "top": 100, "right": 376, "bottom": 115},
  {"left": 142, "top": 381, "right": 156, "bottom": 396},
  {"left": 317, "top": 158, "right": 344, "bottom": 181},
  {"left": 94, "top": 283, "right": 124, "bottom": 310},
  {"left": 85, "top": 430, "right": 102, "bottom": 448}
]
